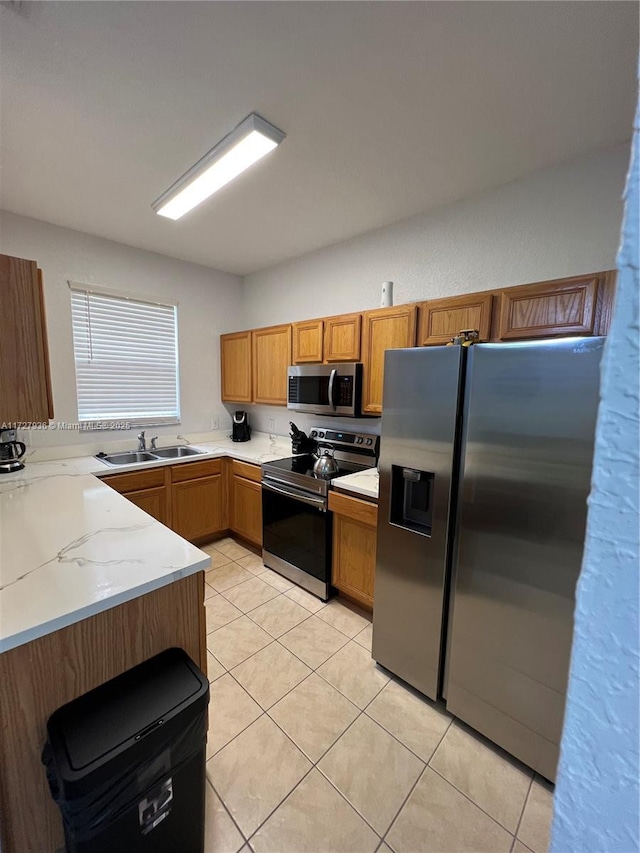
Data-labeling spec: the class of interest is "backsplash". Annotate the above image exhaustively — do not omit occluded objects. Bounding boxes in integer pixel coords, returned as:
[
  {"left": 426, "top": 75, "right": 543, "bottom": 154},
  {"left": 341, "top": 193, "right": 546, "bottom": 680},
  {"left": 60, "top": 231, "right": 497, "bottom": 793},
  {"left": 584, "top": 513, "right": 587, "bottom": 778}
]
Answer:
[{"left": 222, "top": 404, "right": 381, "bottom": 442}]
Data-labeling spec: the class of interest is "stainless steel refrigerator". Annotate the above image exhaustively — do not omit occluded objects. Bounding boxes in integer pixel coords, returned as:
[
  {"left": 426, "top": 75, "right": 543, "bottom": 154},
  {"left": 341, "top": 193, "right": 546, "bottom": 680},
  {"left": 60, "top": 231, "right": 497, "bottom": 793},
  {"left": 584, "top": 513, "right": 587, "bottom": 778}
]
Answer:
[{"left": 372, "top": 337, "right": 604, "bottom": 781}]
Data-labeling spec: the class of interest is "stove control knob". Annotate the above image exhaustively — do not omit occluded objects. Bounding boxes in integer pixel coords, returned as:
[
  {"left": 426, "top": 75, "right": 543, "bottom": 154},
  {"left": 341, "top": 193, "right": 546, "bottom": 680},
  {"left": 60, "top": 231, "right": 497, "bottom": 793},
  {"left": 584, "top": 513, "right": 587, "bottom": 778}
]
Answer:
[
  {"left": 355, "top": 437, "right": 363, "bottom": 444},
  {"left": 310, "top": 430, "right": 317, "bottom": 437},
  {"left": 366, "top": 438, "right": 373, "bottom": 445},
  {"left": 318, "top": 431, "right": 325, "bottom": 438}
]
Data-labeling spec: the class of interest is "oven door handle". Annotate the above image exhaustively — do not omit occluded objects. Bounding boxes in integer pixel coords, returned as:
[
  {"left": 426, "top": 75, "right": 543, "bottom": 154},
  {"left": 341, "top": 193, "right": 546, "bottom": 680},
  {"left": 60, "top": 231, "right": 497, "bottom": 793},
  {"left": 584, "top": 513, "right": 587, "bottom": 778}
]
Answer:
[
  {"left": 328, "top": 368, "right": 338, "bottom": 410},
  {"left": 262, "top": 480, "right": 327, "bottom": 510}
]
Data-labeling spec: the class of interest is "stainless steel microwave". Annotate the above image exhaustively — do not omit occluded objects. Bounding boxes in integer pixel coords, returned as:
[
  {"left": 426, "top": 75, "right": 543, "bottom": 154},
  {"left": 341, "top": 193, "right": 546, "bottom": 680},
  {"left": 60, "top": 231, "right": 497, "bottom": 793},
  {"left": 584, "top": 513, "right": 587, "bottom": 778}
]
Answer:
[{"left": 287, "top": 363, "right": 365, "bottom": 417}]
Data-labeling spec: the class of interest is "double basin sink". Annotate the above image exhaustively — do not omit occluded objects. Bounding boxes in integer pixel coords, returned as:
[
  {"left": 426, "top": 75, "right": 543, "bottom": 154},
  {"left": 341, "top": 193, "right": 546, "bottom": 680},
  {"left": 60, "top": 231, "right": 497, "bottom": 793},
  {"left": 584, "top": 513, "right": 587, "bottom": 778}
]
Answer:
[{"left": 97, "top": 445, "right": 205, "bottom": 467}]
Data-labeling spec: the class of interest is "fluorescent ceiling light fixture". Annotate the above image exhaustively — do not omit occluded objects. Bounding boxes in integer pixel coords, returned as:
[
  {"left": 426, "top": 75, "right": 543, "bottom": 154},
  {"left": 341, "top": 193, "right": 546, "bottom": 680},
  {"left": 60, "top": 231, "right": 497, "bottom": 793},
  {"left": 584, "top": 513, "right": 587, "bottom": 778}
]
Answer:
[{"left": 152, "top": 113, "right": 285, "bottom": 220}]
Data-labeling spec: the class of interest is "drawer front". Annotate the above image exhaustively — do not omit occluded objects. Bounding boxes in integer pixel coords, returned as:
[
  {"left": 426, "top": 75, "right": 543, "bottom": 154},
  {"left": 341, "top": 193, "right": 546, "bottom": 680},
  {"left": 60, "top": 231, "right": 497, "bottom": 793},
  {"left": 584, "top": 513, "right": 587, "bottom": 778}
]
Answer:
[
  {"left": 171, "top": 458, "right": 222, "bottom": 482},
  {"left": 329, "top": 490, "right": 378, "bottom": 527},
  {"left": 232, "top": 459, "right": 262, "bottom": 483},
  {"left": 100, "top": 467, "right": 165, "bottom": 493}
]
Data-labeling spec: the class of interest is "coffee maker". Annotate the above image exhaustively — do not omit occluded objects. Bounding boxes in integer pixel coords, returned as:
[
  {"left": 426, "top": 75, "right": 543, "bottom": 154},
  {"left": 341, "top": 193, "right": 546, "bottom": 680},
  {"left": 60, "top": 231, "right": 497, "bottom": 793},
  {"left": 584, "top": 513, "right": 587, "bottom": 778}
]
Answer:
[
  {"left": 0, "top": 428, "right": 27, "bottom": 474},
  {"left": 231, "top": 411, "right": 251, "bottom": 443}
]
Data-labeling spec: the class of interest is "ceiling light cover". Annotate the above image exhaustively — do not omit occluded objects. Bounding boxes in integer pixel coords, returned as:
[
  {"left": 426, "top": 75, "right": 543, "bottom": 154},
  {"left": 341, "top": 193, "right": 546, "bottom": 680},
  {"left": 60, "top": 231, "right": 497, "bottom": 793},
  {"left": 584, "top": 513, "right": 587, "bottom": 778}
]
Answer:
[{"left": 153, "top": 113, "right": 285, "bottom": 220}]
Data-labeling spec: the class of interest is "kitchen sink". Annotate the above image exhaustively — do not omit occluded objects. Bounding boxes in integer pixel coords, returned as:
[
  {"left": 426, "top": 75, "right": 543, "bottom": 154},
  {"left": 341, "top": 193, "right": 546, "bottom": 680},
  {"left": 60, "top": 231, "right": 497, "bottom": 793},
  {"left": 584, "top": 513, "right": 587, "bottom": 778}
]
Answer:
[
  {"left": 150, "top": 446, "right": 203, "bottom": 459},
  {"left": 100, "top": 451, "right": 158, "bottom": 466},
  {"left": 96, "top": 445, "right": 205, "bottom": 467}
]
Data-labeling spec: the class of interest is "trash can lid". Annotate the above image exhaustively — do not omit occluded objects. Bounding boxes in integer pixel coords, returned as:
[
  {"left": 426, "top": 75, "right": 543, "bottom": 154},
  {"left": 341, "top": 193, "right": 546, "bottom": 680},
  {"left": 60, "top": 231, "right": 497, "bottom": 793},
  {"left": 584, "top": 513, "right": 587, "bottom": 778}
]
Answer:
[{"left": 47, "top": 648, "right": 208, "bottom": 772}]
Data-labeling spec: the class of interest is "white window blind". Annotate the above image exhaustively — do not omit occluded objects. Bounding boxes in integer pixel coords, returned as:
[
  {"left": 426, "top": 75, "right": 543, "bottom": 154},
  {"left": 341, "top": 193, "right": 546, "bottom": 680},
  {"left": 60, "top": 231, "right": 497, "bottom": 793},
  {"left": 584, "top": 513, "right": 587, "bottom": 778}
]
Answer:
[{"left": 70, "top": 285, "right": 180, "bottom": 426}]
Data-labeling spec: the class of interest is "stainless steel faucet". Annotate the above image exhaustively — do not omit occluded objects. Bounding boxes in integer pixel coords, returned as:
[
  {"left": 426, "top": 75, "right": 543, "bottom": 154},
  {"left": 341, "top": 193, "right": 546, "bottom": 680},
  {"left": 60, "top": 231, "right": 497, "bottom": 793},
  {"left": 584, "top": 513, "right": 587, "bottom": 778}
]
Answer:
[
  {"left": 150, "top": 436, "right": 158, "bottom": 450},
  {"left": 137, "top": 430, "right": 146, "bottom": 451}
]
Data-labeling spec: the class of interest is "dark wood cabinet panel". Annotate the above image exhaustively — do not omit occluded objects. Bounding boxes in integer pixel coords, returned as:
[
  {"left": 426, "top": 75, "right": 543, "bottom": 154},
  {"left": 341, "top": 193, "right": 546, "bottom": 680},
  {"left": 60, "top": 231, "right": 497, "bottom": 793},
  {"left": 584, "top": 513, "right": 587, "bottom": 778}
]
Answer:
[{"left": 0, "top": 254, "right": 53, "bottom": 423}]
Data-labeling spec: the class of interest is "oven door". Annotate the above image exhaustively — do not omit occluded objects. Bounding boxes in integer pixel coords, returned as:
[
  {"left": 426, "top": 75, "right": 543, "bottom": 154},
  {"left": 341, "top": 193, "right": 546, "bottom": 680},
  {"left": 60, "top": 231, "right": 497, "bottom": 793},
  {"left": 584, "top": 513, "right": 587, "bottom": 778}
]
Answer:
[
  {"left": 262, "top": 480, "right": 332, "bottom": 599},
  {"left": 287, "top": 363, "right": 360, "bottom": 417}
]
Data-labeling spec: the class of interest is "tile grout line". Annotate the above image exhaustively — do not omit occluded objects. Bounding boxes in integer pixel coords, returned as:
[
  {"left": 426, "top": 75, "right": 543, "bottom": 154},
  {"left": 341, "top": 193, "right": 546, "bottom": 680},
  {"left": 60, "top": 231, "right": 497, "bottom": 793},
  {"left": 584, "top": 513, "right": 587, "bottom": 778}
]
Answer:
[
  {"left": 205, "top": 777, "right": 248, "bottom": 849},
  {"left": 208, "top": 550, "right": 541, "bottom": 850},
  {"left": 380, "top": 716, "right": 454, "bottom": 848},
  {"left": 427, "top": 763, "right": 519, "bottom": 841},
  {"left": 510, "top": 776, "right": 535, "bottom": 851}
]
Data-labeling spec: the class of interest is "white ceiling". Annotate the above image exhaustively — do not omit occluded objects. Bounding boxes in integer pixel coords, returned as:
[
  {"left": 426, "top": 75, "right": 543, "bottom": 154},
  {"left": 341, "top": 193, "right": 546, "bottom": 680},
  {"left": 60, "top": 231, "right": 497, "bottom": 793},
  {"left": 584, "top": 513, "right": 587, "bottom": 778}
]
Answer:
[{"left": 1, "top": 1, "right": 637, "bottom": 276}]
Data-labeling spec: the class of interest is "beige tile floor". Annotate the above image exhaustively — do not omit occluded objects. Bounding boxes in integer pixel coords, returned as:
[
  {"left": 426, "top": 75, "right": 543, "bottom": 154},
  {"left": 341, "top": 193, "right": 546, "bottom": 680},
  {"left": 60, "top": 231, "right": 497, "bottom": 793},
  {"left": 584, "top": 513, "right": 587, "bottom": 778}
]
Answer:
[{"left": 201, "top": 538, "right": 555, "bottom": 853}]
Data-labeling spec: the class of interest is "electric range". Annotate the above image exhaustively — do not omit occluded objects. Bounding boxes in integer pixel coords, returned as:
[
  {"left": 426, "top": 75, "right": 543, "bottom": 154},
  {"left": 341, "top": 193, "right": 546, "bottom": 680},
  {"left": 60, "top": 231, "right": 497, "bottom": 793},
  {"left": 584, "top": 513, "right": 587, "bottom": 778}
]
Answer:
[{"left": 261, "top": 427, "right": 379, "bottom": 599}]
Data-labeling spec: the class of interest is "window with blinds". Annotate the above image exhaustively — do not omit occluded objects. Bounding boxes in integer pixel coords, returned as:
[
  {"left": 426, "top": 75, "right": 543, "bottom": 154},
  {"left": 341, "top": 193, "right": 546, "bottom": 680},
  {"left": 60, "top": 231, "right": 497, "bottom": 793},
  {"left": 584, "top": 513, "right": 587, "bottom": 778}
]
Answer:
[{"left": 70, "top": 284, "right": 180, "bottom": 426}]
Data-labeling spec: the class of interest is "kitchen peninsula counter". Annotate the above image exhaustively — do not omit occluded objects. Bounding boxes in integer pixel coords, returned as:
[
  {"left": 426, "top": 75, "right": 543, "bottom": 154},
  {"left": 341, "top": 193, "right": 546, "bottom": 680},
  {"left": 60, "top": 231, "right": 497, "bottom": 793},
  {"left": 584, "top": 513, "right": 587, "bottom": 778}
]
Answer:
[{"left": 0, "top": 460, "right": 214, "bottom": 852}]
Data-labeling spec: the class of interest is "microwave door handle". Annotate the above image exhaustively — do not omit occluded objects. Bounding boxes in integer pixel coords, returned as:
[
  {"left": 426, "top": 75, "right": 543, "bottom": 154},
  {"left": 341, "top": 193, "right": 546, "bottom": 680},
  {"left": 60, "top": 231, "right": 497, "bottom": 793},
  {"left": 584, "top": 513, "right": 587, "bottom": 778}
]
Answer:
[{"left": 328, "top": 368, "right": 338, "bottom": 410}]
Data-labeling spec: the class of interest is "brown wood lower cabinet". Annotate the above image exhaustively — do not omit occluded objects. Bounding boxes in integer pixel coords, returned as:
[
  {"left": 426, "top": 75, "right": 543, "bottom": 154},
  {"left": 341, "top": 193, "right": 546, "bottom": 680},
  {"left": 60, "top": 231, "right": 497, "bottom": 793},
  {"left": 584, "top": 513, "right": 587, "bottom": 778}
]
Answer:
[
  {"left": 100, "top": 458, "right": 227, "bottom": 544},
  {"left": 172, "top": 474, "right": 224, "bottom": 542},
  {"left": 230, "top": 459, "right": 262, "bottom": 547},
  {"left": 329, "top": 490, "right": 378, "bottom": 610},
  {"left": 125, "top": 485, "right": 169, "bottom": 525}
]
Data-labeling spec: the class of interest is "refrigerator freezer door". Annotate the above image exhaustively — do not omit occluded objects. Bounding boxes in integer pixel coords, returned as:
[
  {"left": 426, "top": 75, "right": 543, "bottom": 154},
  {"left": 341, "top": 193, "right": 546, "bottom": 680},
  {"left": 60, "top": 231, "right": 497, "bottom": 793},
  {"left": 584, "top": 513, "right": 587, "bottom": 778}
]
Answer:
[
  {"left": 445, "top": 337, "right": 604, "bottom": 781},
  {"left": 373, "top": 345, "right": 464, "bottom": 700}
]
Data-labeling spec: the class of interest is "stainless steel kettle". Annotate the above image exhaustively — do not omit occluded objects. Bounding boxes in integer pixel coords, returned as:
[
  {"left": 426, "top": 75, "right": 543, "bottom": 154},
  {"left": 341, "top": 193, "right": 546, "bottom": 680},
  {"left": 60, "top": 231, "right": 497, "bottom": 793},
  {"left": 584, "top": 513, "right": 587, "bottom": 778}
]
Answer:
[{"left": 313, "top": 445, "right": 339, "bottom": 477}]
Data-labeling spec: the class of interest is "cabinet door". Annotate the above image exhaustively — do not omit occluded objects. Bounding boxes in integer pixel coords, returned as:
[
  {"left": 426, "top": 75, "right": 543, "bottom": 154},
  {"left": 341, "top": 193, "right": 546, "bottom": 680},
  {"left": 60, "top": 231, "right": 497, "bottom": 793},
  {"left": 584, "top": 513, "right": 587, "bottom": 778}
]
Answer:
[
  {"left": 252, "top": 324, "right": 292, "bottom": 405},
  {"left": 126, "top": 486, "right": 169, "bottom": 526},
  {"left": 292, "top": 320, "right": 324, "bottom": 364},
  {"left": 221, "top": 331, "right": 252, "bottom": 403},
  {"left": 329, "top": 492, "right": 378, "bottom": 610},
  {"left": 418, "top": 292, "right": 493, "bottom": 346},
  {"left": 172, "top": 475, "right": 224, "bottom": 542},
  {"left": 324, "top": 313, "right": 361, "bottom": 362},
  {"left": 231, "top": 475, "right": 263, "bottom": 547},
  {"left": 0, "top": 254, "right": 52, "bottom": 423},
  {"left": 497, "top": 276, "right": 598, "bottom": 340},
  {"left": 361, "top": 305, "right": 417, "bottom": 414}
]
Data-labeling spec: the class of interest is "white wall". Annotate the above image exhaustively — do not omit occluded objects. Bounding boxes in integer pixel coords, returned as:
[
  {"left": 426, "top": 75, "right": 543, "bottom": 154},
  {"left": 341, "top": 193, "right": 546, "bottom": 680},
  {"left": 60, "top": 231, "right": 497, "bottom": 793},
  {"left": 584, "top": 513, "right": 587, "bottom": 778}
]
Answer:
[
  {"left": 551, "top": 103, "right": 639, "bottom": 851},
  {"left": 240, "top": 144, "right": 628, "bottom": 436},
  {"left": 0, "top": 212, "right": 243, "bottom": 449}
]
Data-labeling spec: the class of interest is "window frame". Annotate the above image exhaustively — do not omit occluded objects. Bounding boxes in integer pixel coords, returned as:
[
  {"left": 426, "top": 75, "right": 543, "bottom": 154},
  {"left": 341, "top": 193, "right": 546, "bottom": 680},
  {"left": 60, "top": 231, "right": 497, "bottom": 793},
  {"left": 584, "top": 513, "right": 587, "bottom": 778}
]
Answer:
[{"left": 69, "top": 281, "right": 181, "bottom": 429}]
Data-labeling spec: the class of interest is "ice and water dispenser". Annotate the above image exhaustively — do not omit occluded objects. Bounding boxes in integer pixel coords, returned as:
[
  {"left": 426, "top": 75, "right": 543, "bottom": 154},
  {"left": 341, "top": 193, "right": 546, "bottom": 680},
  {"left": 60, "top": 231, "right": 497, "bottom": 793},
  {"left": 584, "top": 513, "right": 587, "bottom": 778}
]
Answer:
[{"left": 389, "top": 466, "right": 435, "bottom": 536}]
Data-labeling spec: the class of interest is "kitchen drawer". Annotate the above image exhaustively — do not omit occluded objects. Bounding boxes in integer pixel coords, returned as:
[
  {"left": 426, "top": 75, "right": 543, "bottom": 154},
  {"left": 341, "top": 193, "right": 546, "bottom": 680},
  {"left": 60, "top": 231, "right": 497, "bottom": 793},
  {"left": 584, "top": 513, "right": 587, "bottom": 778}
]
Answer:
[
  {"left": 100, "top": 467, "right": 165, "bottom": 493},
  {"left": 329, "top": 490, "right": 378, "bottom": 527},
  {"left": 232, "top": 459, "right": 262, "bottom": 483},
  {"left": 171, "top": 458, "right": 222, "bottom": 482}
]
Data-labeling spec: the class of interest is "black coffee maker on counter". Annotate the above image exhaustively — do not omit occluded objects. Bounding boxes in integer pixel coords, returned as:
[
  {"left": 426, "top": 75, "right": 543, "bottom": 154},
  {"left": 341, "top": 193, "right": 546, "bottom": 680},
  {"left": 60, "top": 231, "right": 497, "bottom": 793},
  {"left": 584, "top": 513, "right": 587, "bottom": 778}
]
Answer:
[
  {"left": 231, "top": 411, "right": 251, "bottom": 443},
  {"left": 0, "top": 428, "right": 27, "bottom": 474}
]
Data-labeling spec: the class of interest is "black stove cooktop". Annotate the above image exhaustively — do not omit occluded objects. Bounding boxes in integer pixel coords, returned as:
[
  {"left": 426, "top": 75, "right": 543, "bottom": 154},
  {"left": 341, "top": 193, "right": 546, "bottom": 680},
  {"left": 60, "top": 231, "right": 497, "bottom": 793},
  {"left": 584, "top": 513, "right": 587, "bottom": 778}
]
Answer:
[{"left": 263, "top": 454, "right": 368, "bottom": 481}]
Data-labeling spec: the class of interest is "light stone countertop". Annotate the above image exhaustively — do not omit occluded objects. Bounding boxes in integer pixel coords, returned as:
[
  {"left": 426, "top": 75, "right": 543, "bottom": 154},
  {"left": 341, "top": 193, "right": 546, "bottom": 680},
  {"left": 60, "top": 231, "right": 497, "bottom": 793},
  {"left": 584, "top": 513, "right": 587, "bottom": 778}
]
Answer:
[
  {"left": 332, "top": 467, "right": 380, "bottom": 501},
  {"left": 0, "top": 432, "right": 293, "bottom": 653}
]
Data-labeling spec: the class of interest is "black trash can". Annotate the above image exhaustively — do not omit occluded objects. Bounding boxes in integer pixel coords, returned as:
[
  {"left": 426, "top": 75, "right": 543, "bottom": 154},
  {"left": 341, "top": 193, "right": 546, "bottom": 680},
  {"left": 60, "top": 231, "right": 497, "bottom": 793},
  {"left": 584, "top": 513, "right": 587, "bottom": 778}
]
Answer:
[{"left": 43, "top": 647, "right": 210, "bottom": 853}]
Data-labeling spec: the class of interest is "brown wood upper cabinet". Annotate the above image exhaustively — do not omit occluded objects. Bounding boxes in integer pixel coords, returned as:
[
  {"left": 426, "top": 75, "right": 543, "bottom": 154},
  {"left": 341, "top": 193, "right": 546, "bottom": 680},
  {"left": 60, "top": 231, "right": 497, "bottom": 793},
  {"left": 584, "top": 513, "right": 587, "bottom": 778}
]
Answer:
[
  {"left": 361, "top": 304, "right": 417, "bottom": 414},
  {"left": 496, "top": 274, "right": 599, "bottom": 340},
  {"left": 221, "top": 330, "right": 252, "bottom": 403},
  {"left": 292, "top": 320, "right": 324, "bottom": 363},
  {"left": 324, "top": 313, "right": 362, "bottom": 362},
  {"left": 418, "top": 292, "right": 493, "bottom": 346},
  {"left": 0, "top": 254, "right": 54, "bottom": 423},
  {"left": 252, "top": 324, "right": 292, "bottom": 405}
]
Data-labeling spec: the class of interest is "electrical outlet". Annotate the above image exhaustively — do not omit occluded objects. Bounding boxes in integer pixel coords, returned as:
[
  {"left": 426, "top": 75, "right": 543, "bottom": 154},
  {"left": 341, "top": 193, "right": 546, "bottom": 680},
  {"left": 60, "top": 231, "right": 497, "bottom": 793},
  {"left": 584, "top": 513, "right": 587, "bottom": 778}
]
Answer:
[
  {"left": 268, "top": 418, "right": 275, "bottom": 432},
  {"left": 212, "top": 417, "right": 219, "bottom": 431}
]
